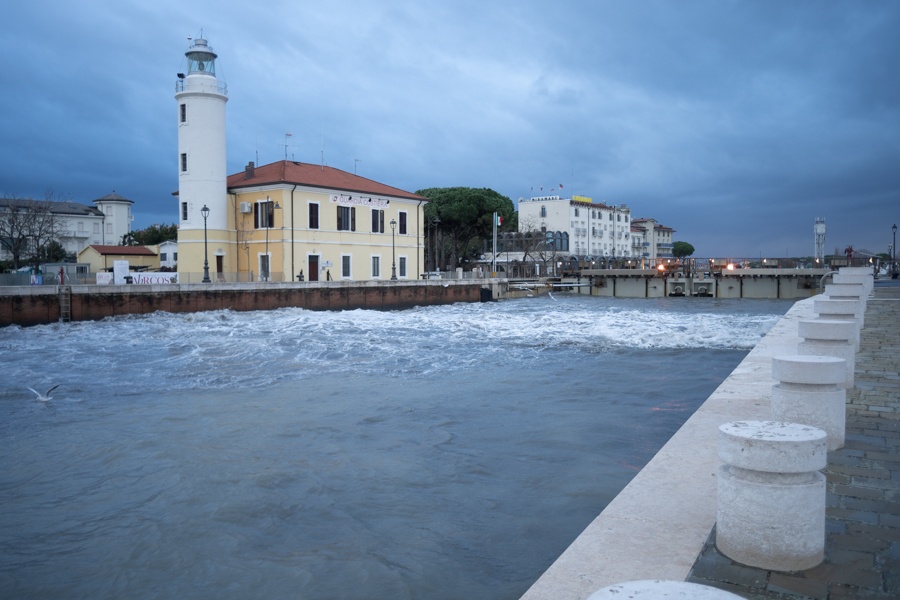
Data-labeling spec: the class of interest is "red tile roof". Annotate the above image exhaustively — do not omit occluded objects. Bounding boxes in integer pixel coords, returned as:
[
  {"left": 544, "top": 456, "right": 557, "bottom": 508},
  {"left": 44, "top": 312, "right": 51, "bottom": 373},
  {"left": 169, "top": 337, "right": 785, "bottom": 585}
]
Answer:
[
  {"left": 227, "top": 160, "right": 427, "bottom": 201},
  {"left": 87, "top": 245, "right": 157, "bottom": 256}
]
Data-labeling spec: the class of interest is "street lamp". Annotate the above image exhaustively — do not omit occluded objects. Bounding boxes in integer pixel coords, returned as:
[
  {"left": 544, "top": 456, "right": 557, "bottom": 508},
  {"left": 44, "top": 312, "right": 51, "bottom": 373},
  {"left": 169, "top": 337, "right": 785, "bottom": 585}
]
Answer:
[
  {"left": 264, "top": 198, "right": 281, "bottom": 282},
  {"left": 427, "top": 216, "right": 441, "bottom": 272},
  {"left": 892, "top": 224, "right": 897, "bottom": 278},
  {"left": 201, "top": 205, "right": 211, "bottom": 283},
  {"left": 390, "top": 218, "right": 398, "bottom": 280}
]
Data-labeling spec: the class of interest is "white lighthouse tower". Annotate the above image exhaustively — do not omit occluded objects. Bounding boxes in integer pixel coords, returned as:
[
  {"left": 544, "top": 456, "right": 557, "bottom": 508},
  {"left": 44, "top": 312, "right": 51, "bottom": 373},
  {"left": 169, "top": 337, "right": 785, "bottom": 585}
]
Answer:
[{"left": 175, "top": 37, "right": 228, "bottom": 281}]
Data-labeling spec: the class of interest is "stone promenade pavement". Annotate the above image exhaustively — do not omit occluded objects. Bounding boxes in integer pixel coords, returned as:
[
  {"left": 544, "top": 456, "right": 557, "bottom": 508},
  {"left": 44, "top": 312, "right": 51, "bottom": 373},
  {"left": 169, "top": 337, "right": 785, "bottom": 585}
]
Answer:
[{"left": 688, "top": 285, "right": 899, "bottom": 599}]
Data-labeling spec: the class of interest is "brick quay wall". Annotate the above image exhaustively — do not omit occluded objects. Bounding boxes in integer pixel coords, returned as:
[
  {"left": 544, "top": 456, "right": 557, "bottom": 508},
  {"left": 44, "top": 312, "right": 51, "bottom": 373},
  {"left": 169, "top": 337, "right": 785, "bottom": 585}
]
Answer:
[{"left": 0, "top": 281, "right": 490, "bottom": 327}]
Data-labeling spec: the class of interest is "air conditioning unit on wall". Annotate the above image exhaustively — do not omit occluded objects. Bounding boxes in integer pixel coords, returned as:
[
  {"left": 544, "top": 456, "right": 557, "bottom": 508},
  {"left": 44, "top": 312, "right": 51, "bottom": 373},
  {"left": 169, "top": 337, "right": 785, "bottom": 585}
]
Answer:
[{"left": 239, "top": 202, "right": 252, "bottom": 213}]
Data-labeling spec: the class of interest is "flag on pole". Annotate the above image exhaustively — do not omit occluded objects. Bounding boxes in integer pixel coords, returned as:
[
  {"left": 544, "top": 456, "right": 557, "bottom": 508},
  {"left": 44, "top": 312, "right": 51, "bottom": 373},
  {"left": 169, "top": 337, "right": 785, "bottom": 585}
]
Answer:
[{"left": 496, "top": 214, "right": 503, "bottom": 226}]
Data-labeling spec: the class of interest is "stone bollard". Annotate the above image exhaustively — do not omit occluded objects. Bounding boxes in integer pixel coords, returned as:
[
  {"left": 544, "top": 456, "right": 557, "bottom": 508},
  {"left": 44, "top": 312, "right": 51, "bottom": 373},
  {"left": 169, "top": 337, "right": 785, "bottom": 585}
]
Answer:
[
  {"left": 814, "top": 298, "right": 862, "bottom": 350},
  {"left": 832, "top": 273, "right": 873, "bottom": 294},
  {"left": 717, "top": 421, "right": 827, "bottom": 571},
  {"left": 824, "top": 283, "right": 868, "bottom": 327},
  {"left": 771, "top": 355, "right": 847, "bottom": 449},
  {"left": 797, "top": 319, "right": 857, "bottom": 389},
  {"left": 587, "top": 580, "right": 744, "bottom": 599}
]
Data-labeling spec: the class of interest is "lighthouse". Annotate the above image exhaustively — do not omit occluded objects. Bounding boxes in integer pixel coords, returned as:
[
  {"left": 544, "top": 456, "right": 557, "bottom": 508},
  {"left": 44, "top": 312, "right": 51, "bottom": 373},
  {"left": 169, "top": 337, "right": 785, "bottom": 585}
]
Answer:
[{"left": 175, "top": 37, "right": 228, "bottom": 280}]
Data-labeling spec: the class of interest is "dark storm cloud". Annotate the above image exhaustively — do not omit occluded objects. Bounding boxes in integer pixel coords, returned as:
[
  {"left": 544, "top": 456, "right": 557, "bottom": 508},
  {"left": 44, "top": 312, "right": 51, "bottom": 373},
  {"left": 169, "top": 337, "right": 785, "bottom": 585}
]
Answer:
[{"left": 1, "top": 0, "right": 898, "bottom": 257}]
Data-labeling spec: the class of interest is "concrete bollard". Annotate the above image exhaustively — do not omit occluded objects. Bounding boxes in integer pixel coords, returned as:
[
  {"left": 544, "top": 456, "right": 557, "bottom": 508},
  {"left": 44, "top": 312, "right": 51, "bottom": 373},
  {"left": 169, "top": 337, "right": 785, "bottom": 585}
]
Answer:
[
  {"left": 771, "top": 355, "right": 847, "bottom": 450},
  {"left": 797, "top": 319, "right": 856, "bottom": 389},
  {"left": 832, "top": 273, "right": 873, "bottom": 294},
  {"left": 824, "top": 283, "right": 868, "bottom": 326},
  {"left": 587, "top": 580, "right": 744, "bottom": 599},
  {"left": 717, "top": 421, "right": 827, "bottom": 571},
  {"left": 814, "top": 298, "right": 862, "bottom": 350}
]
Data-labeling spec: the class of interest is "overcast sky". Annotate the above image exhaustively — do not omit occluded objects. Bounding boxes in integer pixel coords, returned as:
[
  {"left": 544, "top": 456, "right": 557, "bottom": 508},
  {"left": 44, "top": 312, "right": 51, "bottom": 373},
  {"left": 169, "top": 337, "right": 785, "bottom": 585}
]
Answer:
[{"left": 2, "top": 0, "right": 898, "bottom": 258}]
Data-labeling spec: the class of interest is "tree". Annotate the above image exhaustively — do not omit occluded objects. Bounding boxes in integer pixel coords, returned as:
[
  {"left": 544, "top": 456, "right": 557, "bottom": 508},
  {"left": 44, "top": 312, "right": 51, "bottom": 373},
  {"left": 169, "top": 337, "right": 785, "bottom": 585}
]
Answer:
[
  {"left": 416, "top": 187, "right": 515, "bottom": 270},
  {"left": 672, "top": 241, "right": 695, "bottom": 259},
  {"left": 0, "top": 193, "right": 64, "bottom": 271},
  {"left": 131, "top": 223, "right": 178, "bottom": 246}
]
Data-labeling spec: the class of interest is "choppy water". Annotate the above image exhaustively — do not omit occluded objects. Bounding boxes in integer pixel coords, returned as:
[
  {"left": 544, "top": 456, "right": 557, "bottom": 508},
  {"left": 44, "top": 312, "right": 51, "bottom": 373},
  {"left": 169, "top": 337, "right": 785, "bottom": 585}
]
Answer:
[{"left": 0, "top": 295, "right": 789, "bottom": 599}]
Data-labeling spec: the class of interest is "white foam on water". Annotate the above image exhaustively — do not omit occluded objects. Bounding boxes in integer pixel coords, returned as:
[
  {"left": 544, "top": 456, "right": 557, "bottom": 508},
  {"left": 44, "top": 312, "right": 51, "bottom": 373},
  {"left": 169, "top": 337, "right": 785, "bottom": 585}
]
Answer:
[{"left": 0, "top": 296, "right": 785, "bottom": 393}]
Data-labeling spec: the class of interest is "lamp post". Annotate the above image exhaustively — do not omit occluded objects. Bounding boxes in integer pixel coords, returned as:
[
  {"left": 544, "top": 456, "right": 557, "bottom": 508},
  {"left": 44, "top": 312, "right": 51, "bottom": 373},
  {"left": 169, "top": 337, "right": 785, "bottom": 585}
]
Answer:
[
  {"left": 201, "top": 205, "right": 211, "bottom": 283},
  {"left": 263, "top": 198, "right": 281, "bottom": 282},
  {"left": 431, "top": 217, "right": 441, "bottom": 271},
  {"left": 892, "top": 223, "right": 897, "bottom": 278},
  {"left": 390, "top": 218, "right": 398, "bottom": 280}
]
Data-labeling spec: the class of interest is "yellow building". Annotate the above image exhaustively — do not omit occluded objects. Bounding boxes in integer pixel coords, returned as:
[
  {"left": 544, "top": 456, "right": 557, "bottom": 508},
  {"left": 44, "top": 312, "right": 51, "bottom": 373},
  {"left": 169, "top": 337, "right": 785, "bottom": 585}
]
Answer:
[
  {"left": 178, "top": 160, "right": 427, "bottom": 283},
  {"left": 223, "top": 160, "right": 427, "bottom": 282},
  {"left": 77, "top": 245, "right": 159, "bottom": 272}
]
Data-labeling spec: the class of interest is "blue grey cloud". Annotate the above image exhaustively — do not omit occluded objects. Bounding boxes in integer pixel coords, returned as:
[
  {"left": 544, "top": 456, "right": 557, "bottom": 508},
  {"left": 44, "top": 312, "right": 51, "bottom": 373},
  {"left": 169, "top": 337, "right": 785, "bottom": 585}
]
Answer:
[{"left": 1, "top": 0, "right": 898, "bottom": 257}]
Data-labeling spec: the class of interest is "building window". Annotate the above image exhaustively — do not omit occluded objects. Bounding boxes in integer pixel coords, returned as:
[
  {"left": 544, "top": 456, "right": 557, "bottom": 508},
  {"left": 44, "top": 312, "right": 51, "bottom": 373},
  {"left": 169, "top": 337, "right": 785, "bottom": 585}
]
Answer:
[
  {"left": 254, "top": 200, "right": 275, "bottom": 229},
  {"left": 93, "top": 223, "right": 100, "bottom": 234},
  {"left": 161, "top": 252, "right": 168, "bottom": 261},
  {"left": 371, "top": 209, "right": 385, "bottom": 233},
  {"left": 179, "top": 104, "right": 186, "bottom": 123},
  {"left": 371, "top": 256, "right": 380, "bottom": 278},
  {"left": 309, "top": 203, "right": 319, "bottom": 229},
  {"left": 609, "top": 213, "right": 613, "bottom": 221},
  {"left": 180, "top": 153, "right": 187, "bottom": 173},
  {"left": 617, "top": 214, "right": 621, "bottom": 221},
  {"left": 341, "top": 255, "right": 351, "bottom": 278},
  {"left": 106, "top": 223, "right": 112, "bottom": 234},
  {"left": 574, "top": 208, "right": 579, "bottom": 217},
  {"left": 398, "top": 211, "right": 407, "bottom": 234},
  {"left": 540, "top": 206, "right": 547, "bottom": 218},
  {"left": 174, "top": 252, "right": 178, "bottom": 261},
  {"left": 77, "top": 221, "right": 85, "bottom": 233},
  {"left": 399, "top": 256, "right": 407, "bottom": 278},
  {"left": 181, "top": 202, "right": 188, "bottom": 221},
  {"left": 337, "top": 206, "right": 356, "bottom": 231}
]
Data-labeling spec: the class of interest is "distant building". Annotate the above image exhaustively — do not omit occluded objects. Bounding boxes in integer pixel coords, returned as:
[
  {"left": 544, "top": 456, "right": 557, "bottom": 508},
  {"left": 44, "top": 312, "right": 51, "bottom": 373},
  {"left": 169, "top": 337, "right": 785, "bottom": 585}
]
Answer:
[
  {"left": 517, "top": 195, "right": 633, "bottom": 260},
  {"left": 77, "top": 244, "right": 158, "bottom": 272},
  {"left": 156, "top": 240, "right": 178, "bottom": 269},
  {"left": 631, "top": 218, "right": 676, "bottom": 260},
  {"left": 0, "top": 193, "right": 134, "bottom": 260}
]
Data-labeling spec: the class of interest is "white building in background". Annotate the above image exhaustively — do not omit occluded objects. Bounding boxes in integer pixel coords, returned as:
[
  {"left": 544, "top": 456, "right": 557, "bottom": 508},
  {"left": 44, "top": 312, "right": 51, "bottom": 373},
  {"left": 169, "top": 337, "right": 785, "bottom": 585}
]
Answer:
[
  {"left": 0, "top": 193, "right": 134, "bottom": 259},
  {"left": 157, "top": 240, "right": 178, "bottom": 269},
  {"left": 517, "top": 195, "right": 633, "bottom": 260},
  {"left": 631, "top": 218, "right": 676, "bottom": 260}
]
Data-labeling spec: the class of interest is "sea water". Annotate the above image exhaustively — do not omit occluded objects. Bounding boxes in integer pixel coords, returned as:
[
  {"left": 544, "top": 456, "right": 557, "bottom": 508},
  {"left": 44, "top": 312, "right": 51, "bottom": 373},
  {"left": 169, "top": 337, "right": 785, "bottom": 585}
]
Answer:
[{"left": 0, "top": 295, "right": 789, "bottom": 599}]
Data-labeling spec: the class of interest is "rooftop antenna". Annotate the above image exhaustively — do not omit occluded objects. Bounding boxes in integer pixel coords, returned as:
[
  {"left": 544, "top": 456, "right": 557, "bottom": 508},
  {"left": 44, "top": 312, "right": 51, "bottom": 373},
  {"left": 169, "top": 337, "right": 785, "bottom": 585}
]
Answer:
[
  {"left": 355, "top": 158, "right": 361, "bottom": 175},
  {"left": 320, "top": 126, "right": 326, "bottom": 170},
  {"left": 284, "top": 132, "right": 293, "bottom": 160}
]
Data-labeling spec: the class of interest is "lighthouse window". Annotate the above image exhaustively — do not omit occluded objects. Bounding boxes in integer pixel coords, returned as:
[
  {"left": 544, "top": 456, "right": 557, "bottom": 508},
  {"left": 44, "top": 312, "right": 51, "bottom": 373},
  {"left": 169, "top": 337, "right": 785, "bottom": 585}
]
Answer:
[
  {"left": 179, "top": 104, "right": 186, "bottom": 123},
  {"left": 180, "top": 153, "right": 188, "bottom": 173}
]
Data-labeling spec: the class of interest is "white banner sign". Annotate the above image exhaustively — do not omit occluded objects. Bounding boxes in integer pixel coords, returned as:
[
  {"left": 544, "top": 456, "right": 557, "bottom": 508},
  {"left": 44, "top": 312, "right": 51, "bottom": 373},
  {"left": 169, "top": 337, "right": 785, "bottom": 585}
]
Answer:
[{"left": 330, "top": 194, "right": 390, "bottom": 208}]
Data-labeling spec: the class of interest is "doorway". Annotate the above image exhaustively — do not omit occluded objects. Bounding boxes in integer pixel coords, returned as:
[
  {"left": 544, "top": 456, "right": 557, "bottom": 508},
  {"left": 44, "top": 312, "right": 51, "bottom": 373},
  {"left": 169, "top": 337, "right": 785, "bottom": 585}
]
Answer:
[{"left": 308, "top": 255, "right": 319, "bottom": 282}]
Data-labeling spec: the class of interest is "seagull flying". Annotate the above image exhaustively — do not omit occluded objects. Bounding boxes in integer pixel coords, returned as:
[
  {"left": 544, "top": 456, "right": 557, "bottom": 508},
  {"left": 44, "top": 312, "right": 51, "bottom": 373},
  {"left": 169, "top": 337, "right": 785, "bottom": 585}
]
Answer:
[{"left": 27, "top": 385, "right": 60, "bottom": 402}]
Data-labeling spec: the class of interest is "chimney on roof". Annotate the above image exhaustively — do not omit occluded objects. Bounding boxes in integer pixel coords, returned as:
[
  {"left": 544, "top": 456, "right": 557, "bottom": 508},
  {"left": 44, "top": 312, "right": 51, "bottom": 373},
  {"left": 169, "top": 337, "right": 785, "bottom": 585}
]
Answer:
[{"left": 244, "top": 161, "right": 255, "bottom": 179}]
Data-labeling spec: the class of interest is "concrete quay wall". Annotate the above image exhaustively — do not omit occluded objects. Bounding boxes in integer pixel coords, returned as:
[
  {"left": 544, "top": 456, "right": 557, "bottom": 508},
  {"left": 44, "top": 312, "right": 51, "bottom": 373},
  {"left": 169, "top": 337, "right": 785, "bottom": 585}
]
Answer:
[
  {"left": 521, "top": 295, "right": 817, "bottom": 599},
  {"left": 0, "top": 280, "right": 487, "bottom": 327}
]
